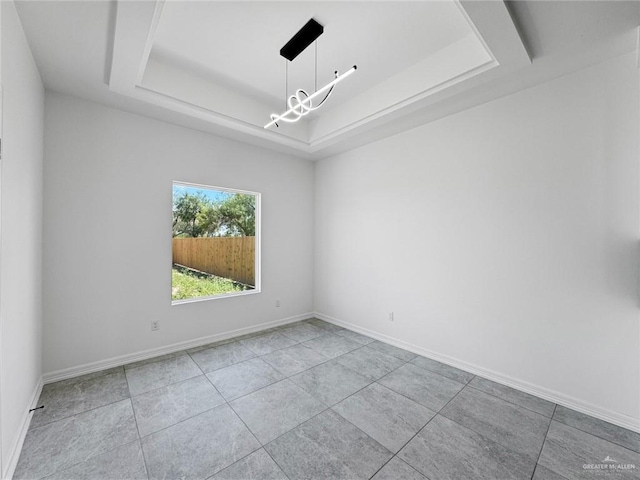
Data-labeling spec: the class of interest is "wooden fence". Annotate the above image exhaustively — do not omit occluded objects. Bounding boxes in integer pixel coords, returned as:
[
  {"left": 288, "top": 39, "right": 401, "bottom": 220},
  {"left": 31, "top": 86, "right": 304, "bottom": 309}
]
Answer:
[{"left": 172, "top": 237, "right": 255, "bottom": 286}]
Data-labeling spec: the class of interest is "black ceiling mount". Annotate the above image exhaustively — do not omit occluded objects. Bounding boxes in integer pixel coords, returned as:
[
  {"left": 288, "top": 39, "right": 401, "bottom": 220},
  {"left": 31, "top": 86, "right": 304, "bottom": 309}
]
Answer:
[{"left": 280, "top": 18, "right": 324, "bottom": 62}]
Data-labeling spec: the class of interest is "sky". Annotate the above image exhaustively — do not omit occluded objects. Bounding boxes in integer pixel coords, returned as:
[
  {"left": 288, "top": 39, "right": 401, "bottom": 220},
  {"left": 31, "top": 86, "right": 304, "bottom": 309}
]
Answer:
[{"left": 173, "top": 183, "right": 232, "bottom": 204}]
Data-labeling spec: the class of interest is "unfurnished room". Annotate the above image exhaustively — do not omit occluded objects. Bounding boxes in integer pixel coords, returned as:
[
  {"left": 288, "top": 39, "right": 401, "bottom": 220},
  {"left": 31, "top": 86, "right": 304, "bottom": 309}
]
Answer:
[{"left": 1, "top": 0, "right": 639, "bottom": 479}]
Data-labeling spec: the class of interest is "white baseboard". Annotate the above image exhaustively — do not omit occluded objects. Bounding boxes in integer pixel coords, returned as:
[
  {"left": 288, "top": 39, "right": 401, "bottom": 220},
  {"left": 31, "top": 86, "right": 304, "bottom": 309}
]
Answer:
[
  {"left": 43, "top": 312, "right": 313, "bottom": 384},
  {"left": 4, "top": 377, "right": 43, "bottom": 480},
  {"left": 314, "top": 311, "right": 640, "bottom": 434}
]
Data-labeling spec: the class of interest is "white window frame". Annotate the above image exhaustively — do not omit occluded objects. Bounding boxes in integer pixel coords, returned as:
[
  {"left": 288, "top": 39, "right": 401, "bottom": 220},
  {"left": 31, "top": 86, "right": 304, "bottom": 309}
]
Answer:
[{"left": 171, "top": 180, "right": 261, "bottom": 305}]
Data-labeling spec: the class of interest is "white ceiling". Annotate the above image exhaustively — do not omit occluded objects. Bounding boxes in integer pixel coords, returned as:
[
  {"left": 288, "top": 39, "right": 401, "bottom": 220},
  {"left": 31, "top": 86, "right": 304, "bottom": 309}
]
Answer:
[
  {"left": 13, "top": 1, "right": 640, "bottom": 160},
  {"left": 151, "top": 1, "right": 471, "bottom": 108}
]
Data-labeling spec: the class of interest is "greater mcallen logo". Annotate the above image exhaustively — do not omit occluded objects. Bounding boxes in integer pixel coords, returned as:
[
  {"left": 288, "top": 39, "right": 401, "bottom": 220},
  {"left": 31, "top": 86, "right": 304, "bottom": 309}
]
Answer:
[{"left": 583, "top": 456, "right": 636, "bottom": 474}]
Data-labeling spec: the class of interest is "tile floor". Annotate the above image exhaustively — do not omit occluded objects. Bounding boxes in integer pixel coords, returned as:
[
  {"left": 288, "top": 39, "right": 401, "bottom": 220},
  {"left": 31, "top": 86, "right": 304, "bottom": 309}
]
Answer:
[{"left": 14, "top": 318, "right": 640, "bottom": 480}]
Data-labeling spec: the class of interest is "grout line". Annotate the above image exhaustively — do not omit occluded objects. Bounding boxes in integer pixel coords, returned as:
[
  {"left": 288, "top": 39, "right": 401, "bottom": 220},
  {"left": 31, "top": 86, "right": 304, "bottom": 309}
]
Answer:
[
  {"left": 26, "top": 394, "right": 132, "bottom": 431},
  {"left": 549, "top": 407, "right": 640, "bottom": 455},
  {"left": 137, "top": 436, "right": 151, "bottom": 480},
  {"left": 366, "top": 341, "right": 419, "bottom": 363},
  {"left": 22, "top": 321, "right": 365, "bottom": 479},
  {"left": 123, "top": 351, "right": 187, "bottom": 371},
  {"left": 406, "top": 358, "right": 473, "bottom": 387},
  {"left": 130, "top": 356, "right": 231, "bottom": 441},
  {"left": 364, "top": 390, "right": 458, "bottom": 480},
  {"left": 41, "top": 321, "right": 630, "bottom": 480},
  {"left": 529, "top": 463, "right": 570, "bottom": 480},
  {"left": 134, "top": 400, "right": 228, "bottom": 440},
  {"left": 368, "top": 372, "right": 447, "bottom": 413},
  {"left": 262, "top": 404, "right": 332, "bottom": 447},
  {"left": 226, "top": 393, "right": 293, "bottom": 480},
  {"left": 366, "top": 458, "right": 393, "bottom": 480},
  {"left": 214, "top": 331, "right": 366, "bottom": 448},
  {"left": 465, "top": 382, "right": 556, "bottom": 419},
  {"left": 260, "top": 447, "right": 293, "bottom": 480},
  {"left": 223, "top": 375, "right": 332, "bottom": 448},
  {"left": 367, "top": 455, "right": 433, "bottom": 480},
  {"left": 298, "top": 353, "right": 430, "bottom": 479},
  {"left": 124, "top": 388, "right": 149, "bottom": 480},
  {"left": 435, "top": 387, "right": 542, "bottom": 471},
  {"left": 530, "top": 404, "right": 558, "bottom": 480},
  {"left": 128, "top": 371, "right": 203, "bottom": 398},
  {"left": 123, "top": 373, "right": 144, "bottom": 441},
  {"left": 22, "top": 376, "right": 141, "bottom": 479},
  {"left": 370, "top": 386, "right": 472, "bottom": 480},
  {"left": 36, "top": 439, "right": 145, "bottom": 480},
  {"left": 202, "top": 373, "right": 269, "bottom": 471}
]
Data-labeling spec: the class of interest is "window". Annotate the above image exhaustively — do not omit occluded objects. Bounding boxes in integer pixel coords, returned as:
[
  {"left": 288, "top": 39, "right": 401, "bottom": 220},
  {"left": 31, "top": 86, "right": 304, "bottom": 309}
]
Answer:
[{"left": 171, "top": 181, "right": 260, "bottom": 303}]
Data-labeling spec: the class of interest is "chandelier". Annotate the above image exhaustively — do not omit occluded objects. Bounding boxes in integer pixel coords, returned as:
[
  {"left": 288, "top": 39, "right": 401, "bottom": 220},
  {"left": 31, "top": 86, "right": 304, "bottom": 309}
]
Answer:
[{"left": 264, "top": 19, "right": 357, "bottom": 129}]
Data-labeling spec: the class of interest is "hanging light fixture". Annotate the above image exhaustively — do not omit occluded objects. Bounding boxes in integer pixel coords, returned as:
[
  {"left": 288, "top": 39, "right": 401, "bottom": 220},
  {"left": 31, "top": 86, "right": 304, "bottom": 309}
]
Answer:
[{"left": 264, "top": 18, "right": 357, "bottom": 129}]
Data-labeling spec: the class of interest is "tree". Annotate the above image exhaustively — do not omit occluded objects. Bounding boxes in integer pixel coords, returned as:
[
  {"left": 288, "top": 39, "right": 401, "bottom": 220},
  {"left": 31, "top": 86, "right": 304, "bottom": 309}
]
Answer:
[
  {"left": 218, "top": 194, "right": 255, "bottom": 236},
  {"left": 172, "top": 192, "right": 211, "bottom": 237},
  {"left": 172, "top": 190, "right": 256, "bottom": 238}
]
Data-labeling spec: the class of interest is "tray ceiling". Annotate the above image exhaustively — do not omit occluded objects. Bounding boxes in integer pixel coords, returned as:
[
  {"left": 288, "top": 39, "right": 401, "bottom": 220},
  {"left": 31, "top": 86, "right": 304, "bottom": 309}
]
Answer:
[
  {"left": 109, "top": 1, "right": 529, "bottom": 153},
  {"left": 19, "top": 1, "right": 637, "bottom": 160}
]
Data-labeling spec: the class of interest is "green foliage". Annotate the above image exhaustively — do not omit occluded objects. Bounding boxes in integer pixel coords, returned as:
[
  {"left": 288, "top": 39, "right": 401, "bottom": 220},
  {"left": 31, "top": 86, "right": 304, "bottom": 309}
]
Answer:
[
  {"left": 172, "top": 192, "right": 210, "bottom": 238},
  {"left": 218, "top": 194, "right": 256, "bottom": 236},
  {"left": 172, "top": 189, "right": 256, "bottom": 238},
  {"left": 171, "top": 267, "right": 249, "bottom": 300}
]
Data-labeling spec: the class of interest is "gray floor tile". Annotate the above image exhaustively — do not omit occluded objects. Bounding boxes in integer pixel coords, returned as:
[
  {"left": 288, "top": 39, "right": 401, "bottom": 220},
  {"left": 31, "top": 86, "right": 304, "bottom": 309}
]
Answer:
[
  {"left": 124, "top": 351, "right": 185, "bottom": 370},
  {"left": 261, "top": 344, "right": 329, "bottom": 377},
  {"left": 132, "top": 375, "right": 224, "bottom": 437},
  {"left": 440, "top": 386, "right": 550, "bottom": 460},
  {"left": 265, "top": 409, "right": 392, "bottom": 480},
  {"left": 303, "top": 333, "right": 361, "bottom": 358},
  {"left": 15, "top": 333, "right": 640, "bottom": 480},
  {"left": 411, "top": 355, "right": 474, "bottom": 384},
  {"left": 212, "top": 448, "right": 287, "bottom": 480},
  {"left": 141, "top": 404, "right": 260, "bottom": 480},
  {"left": 334, "top": 328, "right": 376, "bottom": 345},
  {"left": 240, "top": 332, "right": 298, "bottom": 355},
  {"left": 14, "top": 399, "right": 138, "bottom": 480},
  {"left": 279, "top": 322, "right": 326, "bottom": 342},
  {"left": 333, "top": 383, "right": 435, "bottom": 453},
  {"left": 31, "top": 367, "right": 129, "bottom": 429},
  {"left": 290, "top": 360, "right": 372, "bottom": 406},
  {"left": 251, "top": 326, "right": 283, "bottom": 336},
  {"left": 539, "top": 421, "right": 640, "bottom": 480},
  {"left": 371, "top": 457, "right": 427, "bottom": 480},
  {"left": 553, "top": 405, "right": 640, "bottom": 453},
  {"left": 186, "top": 338, "right": 237, "bottom": 354},
  {"left": 532, "top": 464, "right": 569, "bottom": 480},
  {"left": 335, "top": 346, "right": 404, "bottom": 381},
  {"left": 378, "top": 363, "right": 464, "bottom": 411},
  {"left": 125, "top": 354, "right": 202, "bottom": 396},
  {"left": 398, "top": 414, "right": 535, "bottom": 480},
  {"left": 470, "top": 376, "right": 556, "bottom": 417},
  {"left": 229, "top": 379, "right": 326, "bottom": 444},
  {"left": 43, "top": 441, "right": 147, "bottom": 480},
  {"left": 368, "top": 341, "right": 417, "bottom": 362},
  {"left": 188, "top": 341, "right": 255, "bottom": 373},
  {"left": 306, "top": 318, "right": 345, "bottom": 333},
  {"left": 206, "top": 357, "right": 284, "bottom": 401}
]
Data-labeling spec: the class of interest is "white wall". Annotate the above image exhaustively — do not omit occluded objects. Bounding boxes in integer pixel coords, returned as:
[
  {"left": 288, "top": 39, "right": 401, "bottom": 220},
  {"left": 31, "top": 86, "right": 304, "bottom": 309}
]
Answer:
[
  {"left": 43, "top": 93, "right": 314, "bottom": 374},
  {"left": 1, "top": 0, "right": 44, "bottom": 476},
  {"left": 315, "top": 52, "right": 640, "bottom": 430}
]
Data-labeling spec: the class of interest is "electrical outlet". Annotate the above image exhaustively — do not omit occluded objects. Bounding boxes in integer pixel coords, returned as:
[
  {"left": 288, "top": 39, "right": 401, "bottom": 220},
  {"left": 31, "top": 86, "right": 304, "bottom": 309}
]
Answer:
[
  {"left": 275, "top": 299, "right": 281, "bottom": 307},
  {"left": 151, "top": 321, "right": 160, "bottom": 331},
  {"left": 389, "top": 312, "right": 394, "bottom": 322}
]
